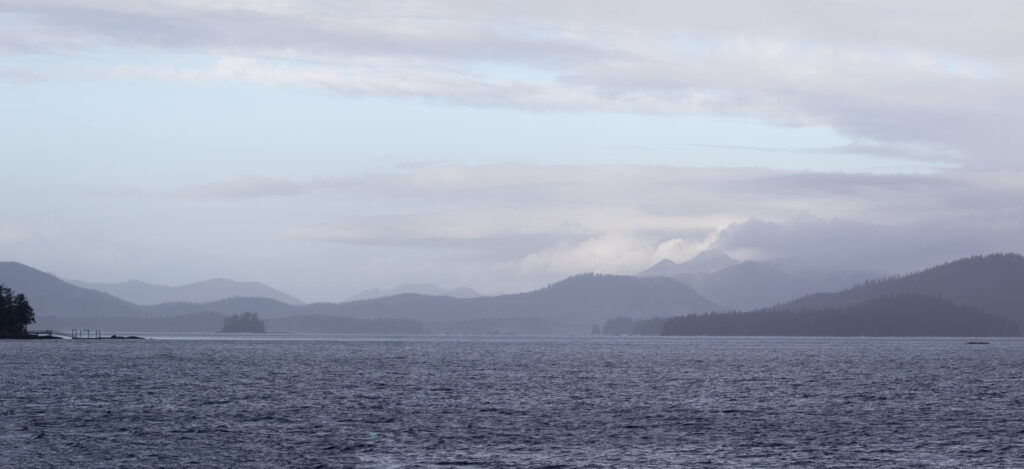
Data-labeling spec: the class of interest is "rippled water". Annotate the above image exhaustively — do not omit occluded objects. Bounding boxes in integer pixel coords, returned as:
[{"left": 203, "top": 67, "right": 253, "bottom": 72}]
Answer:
[{"left": 2, "top": 335, "right": 1023, "bottom": 468}]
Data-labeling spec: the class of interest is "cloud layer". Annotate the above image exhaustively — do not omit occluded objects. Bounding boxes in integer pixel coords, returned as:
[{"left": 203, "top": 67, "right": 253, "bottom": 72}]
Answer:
[
  {"left": 179, "top": 164, "right": 1024, "bottom": 278},
  {"left": 5, "top": 1, "right": 1024, "bottom": 168}
]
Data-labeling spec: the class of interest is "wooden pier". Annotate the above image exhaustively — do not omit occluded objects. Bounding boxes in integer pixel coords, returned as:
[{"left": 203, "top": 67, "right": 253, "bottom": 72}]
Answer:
[
  {"left": 27, "top": 329, "right": 143, "bottom": 340},
  {"left": 28, "top": 329, "right": 103, "bottom": 339},
  {"left": 71, "top": 329, "right": 102, "bottom": 339},
  {"left": 27, "top": 329, "right": 57, "bottom": 338}
]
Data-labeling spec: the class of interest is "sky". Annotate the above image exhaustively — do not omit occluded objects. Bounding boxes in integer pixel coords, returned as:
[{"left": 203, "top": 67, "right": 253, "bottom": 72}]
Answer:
[{"left": 2, "top": 1, "right": 1024, "bottom": 302}]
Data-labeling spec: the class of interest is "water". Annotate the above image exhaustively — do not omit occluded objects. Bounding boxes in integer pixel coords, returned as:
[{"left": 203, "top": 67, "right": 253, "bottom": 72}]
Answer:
[{"left": 2, "top": 336, "right": 1023, "bottom": 468}]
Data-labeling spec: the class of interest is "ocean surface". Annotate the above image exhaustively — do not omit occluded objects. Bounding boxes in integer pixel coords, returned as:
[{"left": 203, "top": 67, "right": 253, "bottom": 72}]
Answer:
[{"left": 2, "top": 335, "right": 1023, "bottom": 468}]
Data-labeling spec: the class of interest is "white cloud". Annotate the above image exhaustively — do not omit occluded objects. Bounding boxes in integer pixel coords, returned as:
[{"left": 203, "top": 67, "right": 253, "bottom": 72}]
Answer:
[
  {"left": 5, "top": 1, "right": 1024, "bottom": 167},
  {"left": 506, "top": 233, "right": 716, "bottom": 277},
  {"left": 182, "top": 165, "right": 1024, "bottom": 238},
  {"left": 163, "top": 163, "right": 1024, "bottom": 279}
]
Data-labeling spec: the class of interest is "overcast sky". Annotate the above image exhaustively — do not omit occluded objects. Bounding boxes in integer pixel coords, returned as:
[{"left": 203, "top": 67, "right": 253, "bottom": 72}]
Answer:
[{"left": 2, "top": 1, "right": 1023, "bottom": 301}]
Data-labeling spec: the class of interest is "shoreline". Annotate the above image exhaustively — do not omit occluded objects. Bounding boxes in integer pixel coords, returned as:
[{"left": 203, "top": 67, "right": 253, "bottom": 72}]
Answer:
[
  {"left": 0, "top": 334, "right": 145, "bottom": 340},
  {"left": 0, "top": 334, "right": 63, "bottom": 340}
]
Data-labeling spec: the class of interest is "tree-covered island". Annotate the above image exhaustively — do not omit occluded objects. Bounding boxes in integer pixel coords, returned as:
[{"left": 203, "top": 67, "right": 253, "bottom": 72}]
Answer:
[{"left": 220, "top": 311, "right": 266, "bottom": 333}]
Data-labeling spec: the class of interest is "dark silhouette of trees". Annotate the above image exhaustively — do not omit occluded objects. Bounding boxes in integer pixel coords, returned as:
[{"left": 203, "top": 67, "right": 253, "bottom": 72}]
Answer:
[
  {"left": 220, "top": 311, "right": 266, "bottom": 333},
  {"left": 662, "top": 294, "right": 1020, "bottom": 337},
  {"left": 777, "top": 253, "right": 1024, "bottom": 326},
  {"left": 0, "top": 284, "right": 35, "bottom": 337}
]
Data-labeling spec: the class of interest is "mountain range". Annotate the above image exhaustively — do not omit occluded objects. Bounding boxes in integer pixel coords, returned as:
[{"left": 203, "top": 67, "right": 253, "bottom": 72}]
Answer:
[
  {"left": 638, "top": 251, "right": 879, "bottom": 311},
  {"left": 775, "top": 253, "right": 1024, "bottom": 326},
  {"left": 636, "top": 249, "right": 740, "bottom": 277},
  {"left": 151, "top": 274, "right": 722, "bottom": 333},
  {"left": 345, "top": 283, "right": 481, "bottom": 301},
  {"left": 6, "top": 253, "right": 1024, "bottom": 336},
  {"left": 649, "top": 253, "right": 1024, "bottom": 336},
  {"left": 0, "top": 262, "right": 141, "bottom": 317},
  {"left": 674, "top": 261, "right": 879, "bottom": 311},
  {"left": 69, "top": 278, "right": 304, "bottom": 305},
  {"left": 1, "top": 262, "right": 722, "bottom": 334}
]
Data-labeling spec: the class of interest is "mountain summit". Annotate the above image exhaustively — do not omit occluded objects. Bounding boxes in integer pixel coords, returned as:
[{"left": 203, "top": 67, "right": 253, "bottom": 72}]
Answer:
[
  {"left": 674, "top": 261, "right": 878, "bottom": 311},
  {"left": 637, "top": 250, "right": 740, "bottom": 277},
  {"left": 346, "top": 283, "right": 481, "bottom": 301},
  {"left": 0, "top": 262, "right": 140, "bottom": 317},
  {"left": 777, "top": 253, "right": 1024, "bottom": 327},
  {"left": 69, "top": 277, "right": 304, "bottom": 305}
]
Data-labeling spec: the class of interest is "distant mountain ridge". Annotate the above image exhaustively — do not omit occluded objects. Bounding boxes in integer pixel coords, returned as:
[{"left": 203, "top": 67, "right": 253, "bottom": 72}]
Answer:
[
  {"left": 614, "top": 252, "right": 1024, "bottom": 336},
  {"left": 11, "top": 253, "right": 1024, "bottom": 336},
  {"left": 148, "top": 297, "right": 298, "bottom": 317},
  {"left": 135, "top": 274, "right": 722, "bottom": 327},
  {"left": 777, "top": 253, "right": 1024, "bottom": 326},
  {"left": 4, "top": 261, "right": 722, "bottom": 334},
  {"left": 637, "top": 251, "right": 877, "bottom": 310},
  {"left": 637, "top": 250, "right": 740, "bottom": 277},
  {"left": 0, "top": 262, "right": 140, "bottom": 317},
  {"left": 70, "top": 278, "right": 304, "bottom": 305},
  {"left": 346, "top": 283, "right": 481, "bottom": 301},
  {"left": 175, "top": 274, "right": 723, "bottom": 333},
  {"left": 674, "top": 261, "right": 879, "bottom": 311}
]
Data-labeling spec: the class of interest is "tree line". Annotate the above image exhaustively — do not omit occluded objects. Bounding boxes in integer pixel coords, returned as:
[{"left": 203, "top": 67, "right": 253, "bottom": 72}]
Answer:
[
  {"left": 0, "top": 284, "right": 35, "bottom": 337},
  {"left": 598, "top": 294, "right": 1021, "bottom": 337},
  {"left": 220, "top": 311, "right": 266, "bottom": 333},
  {"left": 661, "top": 294, "right": 1018, "bottom": 337}
]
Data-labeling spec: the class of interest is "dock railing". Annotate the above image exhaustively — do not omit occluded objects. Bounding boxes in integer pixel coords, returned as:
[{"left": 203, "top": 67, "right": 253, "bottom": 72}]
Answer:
[{"left": 70, "top": 329, "right": 102, "bottom": 339}]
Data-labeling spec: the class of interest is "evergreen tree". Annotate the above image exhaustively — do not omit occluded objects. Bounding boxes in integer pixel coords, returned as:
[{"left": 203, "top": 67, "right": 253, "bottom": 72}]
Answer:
[
  {"left": 0, "top": 284, "right": 35, "bottom": 337},
  {"left": 220, "top": 311, "right": 265, "bottom": 333}
]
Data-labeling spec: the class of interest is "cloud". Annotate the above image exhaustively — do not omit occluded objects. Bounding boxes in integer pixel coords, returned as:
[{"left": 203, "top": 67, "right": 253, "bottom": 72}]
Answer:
[
  {"left": 5, "top": 1, "right": 1024, "bottom": 167},
  {"left": 181, "top": 176, "right": 357, "bottom": 198},
  {"left": 168, "top": 163, "right": 1022, "bottom": 277},
  {"left": 13, "top": 158, "right": 1024, "bottom": 294},
  {"left": 285, "top": 206, "right": 719, "bottom": 246},
  {"left": 714, "top": 214, "right": 1024, "bottom": 273},
  {"left": 505, "top": 232, "right": 716, "bottom": 277},
  {"left": 679, "top": 140, "right": 961, "bottom": 165},
  {"left": 185, "top": 165, "right": 1024, "bottom": 231}
]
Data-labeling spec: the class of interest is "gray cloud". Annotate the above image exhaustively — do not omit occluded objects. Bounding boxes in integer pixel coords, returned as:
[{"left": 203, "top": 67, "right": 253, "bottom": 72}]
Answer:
[
  {"left": 676, "top": 141, "right": 960, "bottom": 164},
  {"left": 735, "top": 172, "right": 962, "bottom": 198},
  {"left": 1, "top": 2, "right": 618, "bottom": 65},
  {"left": 168, "top": 164, "right": 1024, "bottom": 277},
  {"left": 714, "top": 214, "right": 1024, "bottom": 274},
  {"left": 185, "top": 165, "right": 1024, "bottom": 223},
  {"left": 9, "top": 160, "right": 1024, "bottom": 297}
]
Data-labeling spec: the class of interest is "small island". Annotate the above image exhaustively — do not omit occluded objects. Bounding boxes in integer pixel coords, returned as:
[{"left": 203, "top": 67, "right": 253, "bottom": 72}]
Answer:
[{"left": 220, "top": 311, "right": 266, "bottom": 333}]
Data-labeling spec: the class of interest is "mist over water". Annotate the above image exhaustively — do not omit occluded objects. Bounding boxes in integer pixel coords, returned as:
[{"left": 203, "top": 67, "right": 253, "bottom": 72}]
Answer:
[{"left": 3, "top": 336, "right": 1023, "bottom": 468}]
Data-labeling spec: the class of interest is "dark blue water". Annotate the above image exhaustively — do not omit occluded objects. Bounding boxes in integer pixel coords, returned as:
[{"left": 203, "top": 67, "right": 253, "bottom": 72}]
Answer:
[{"left": 2, "top": 336, "right": 1023, "bottom": 468}]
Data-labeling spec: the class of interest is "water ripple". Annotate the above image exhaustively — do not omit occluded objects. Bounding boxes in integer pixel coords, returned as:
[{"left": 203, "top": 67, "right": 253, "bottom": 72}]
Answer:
[{"left": 1, "top": 337, "right": 1022, "bottom": 467}]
